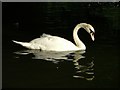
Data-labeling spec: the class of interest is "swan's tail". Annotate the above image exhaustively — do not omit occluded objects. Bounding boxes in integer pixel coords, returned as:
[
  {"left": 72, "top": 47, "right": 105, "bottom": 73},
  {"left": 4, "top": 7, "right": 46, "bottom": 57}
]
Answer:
[{"left": 12, "top": 40, "right": 31, "bottom": 49}]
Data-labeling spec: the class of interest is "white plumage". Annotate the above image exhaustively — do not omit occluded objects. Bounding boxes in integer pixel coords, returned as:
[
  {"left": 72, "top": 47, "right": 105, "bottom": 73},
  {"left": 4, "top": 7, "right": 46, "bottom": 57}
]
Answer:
[{"left": 13, "top": 23, "right": 95, "bottom": 51}]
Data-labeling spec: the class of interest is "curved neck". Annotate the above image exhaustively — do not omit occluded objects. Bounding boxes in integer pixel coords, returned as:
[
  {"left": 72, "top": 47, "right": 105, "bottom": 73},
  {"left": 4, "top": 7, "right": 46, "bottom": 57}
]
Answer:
[{"left": 73, "top": 24, "right": 86, "bottom": 50}]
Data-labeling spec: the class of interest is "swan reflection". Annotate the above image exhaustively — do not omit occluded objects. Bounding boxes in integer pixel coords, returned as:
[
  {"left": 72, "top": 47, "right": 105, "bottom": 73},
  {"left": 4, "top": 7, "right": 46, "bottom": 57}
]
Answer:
[
  {"left": 14, "top": 49, "right": 94, "bottom": 80},
  {"left": 73, "top": 59, "right": 94, "bottom": 80},
  {"left": 14, "top": 50, "right": 85, "bottom": 62}
]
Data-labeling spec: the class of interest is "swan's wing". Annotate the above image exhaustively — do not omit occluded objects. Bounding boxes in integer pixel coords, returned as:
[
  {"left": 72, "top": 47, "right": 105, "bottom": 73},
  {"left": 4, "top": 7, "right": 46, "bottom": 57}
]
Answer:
[
  {"left": 30, "top": 34, "right": 79, "bottom": 51},
  {"left": 40, "top": 33, "right": 52, "bottom": 38}
]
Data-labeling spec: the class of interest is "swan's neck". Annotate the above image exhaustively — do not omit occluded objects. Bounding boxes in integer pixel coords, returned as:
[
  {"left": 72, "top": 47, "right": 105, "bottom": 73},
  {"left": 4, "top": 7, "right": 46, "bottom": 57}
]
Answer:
[{"left": 73, "top": 24, "right": 86, "bottom": 50}]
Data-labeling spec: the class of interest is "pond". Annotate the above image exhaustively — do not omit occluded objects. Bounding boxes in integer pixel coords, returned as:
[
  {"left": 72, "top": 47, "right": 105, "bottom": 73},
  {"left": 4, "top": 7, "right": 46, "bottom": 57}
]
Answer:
[{"left": 2, "top": 2, "right": 119, "bottom": 88}]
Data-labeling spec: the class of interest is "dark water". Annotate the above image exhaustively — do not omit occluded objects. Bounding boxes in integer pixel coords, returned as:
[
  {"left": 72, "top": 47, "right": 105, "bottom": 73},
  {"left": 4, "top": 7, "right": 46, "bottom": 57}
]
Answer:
[{"left": 2, "top": 2, "right": 119, "bottom": 88}]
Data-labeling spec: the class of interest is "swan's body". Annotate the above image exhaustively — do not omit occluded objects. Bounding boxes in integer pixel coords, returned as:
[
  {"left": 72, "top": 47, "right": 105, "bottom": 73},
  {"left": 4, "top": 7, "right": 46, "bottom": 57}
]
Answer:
[{"left": 13, "top": 23, "right": 95, "bottom": 51}]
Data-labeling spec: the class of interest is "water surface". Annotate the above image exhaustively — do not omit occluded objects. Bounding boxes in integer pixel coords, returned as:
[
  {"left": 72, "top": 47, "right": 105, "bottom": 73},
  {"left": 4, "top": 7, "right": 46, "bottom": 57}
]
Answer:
[
  {"left": 3, "top": 2, "right": 119, "bottom": 88},
  {"left": 3, "top": 43, "right": 119, "bottom": 88}
]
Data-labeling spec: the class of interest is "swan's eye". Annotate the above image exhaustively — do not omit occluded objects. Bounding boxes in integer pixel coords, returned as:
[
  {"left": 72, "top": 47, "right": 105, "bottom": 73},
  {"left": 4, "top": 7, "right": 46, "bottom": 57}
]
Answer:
[
  {"left": 90, "top": 30, "right": 94, "bottom": 36},
  {"left": 90, "top": 29, "right": 94, "bottom": 34},
  {"left": 91, "top": 32, "right": 94, "bottom": 36}
]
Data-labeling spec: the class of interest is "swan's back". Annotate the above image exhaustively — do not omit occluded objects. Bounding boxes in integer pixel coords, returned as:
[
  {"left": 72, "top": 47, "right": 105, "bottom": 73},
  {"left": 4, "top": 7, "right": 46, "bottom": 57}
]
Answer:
[{"left": 30, "top": 34, "right": 80, "bottom": 51}]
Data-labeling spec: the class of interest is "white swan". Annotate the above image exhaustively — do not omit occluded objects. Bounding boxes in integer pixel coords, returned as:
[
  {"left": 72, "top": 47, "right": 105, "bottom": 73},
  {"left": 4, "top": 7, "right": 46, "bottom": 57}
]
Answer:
[{"left": 13, "top": 23, "right": 95, "bottom": 51}]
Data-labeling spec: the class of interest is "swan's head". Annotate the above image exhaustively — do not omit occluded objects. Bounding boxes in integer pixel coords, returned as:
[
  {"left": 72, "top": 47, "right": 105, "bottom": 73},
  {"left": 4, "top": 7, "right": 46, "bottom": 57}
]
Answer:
[
  {"left": 87, "top": 24, "right": 95, "bottom": 41},
  {"left": 80, "top": 23, "right": 95, "bottom": 41}
]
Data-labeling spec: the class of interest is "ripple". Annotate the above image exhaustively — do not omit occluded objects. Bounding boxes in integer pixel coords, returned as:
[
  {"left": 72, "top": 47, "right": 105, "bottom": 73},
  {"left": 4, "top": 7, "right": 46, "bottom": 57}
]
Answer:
[{"left": 14, "top": 49, "right": 94, "bottom": 80}]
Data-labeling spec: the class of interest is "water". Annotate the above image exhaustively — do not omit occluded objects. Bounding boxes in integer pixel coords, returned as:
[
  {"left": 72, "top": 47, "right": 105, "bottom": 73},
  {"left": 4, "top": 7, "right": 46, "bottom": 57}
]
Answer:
[
  {"left": 2, "top": 43, "right": 119, "bottom": 88},
  {"left": 2, "top": 2, "right": 119, "bottom": 88}
]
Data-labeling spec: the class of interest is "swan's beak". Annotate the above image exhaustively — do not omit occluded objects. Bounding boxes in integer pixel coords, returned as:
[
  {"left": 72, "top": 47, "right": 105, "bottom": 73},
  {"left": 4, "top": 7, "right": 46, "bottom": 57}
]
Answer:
[{"left": 90, "top": 34, "right": 95, "bottom": 41}]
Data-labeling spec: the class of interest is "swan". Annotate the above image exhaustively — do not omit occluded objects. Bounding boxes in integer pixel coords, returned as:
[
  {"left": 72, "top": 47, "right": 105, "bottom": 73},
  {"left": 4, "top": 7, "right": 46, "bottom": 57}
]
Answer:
[{"left": 12, "top": 23, "right": 95, "bottom": 51}]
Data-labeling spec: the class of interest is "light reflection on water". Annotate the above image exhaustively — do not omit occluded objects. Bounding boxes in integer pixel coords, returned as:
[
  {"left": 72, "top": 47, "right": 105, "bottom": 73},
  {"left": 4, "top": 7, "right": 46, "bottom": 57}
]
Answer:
[{"left": 14, "top": 49, "right": 94, "bottom": 81}]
